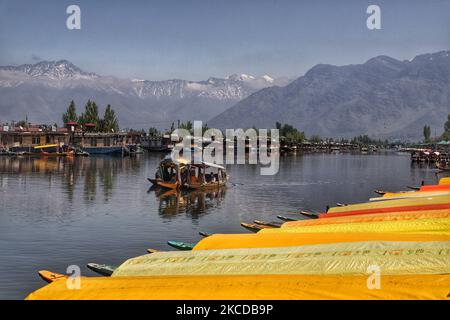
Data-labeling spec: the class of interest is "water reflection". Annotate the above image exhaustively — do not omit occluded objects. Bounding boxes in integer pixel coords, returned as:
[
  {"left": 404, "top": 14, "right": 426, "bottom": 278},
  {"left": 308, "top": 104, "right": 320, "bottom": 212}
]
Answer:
[
  {"left": 150, "top": 187, "right": 227, "bottom": 218},
  {"left": 0, "top": 155, "right": 143, "bottom": 204}
]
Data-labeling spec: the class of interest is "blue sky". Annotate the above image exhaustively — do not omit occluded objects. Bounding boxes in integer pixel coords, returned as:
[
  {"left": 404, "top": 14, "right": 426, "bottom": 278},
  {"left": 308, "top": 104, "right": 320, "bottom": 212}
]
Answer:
[{"left": 0, "top": 0, "right": 449, "bottom": 80}]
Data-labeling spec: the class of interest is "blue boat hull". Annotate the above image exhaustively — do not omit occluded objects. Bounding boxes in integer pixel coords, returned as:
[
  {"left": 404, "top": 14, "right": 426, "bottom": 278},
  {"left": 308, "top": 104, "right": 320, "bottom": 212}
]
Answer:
[{"left": 82, "top": 146, "right": 124, "bottom": 155}]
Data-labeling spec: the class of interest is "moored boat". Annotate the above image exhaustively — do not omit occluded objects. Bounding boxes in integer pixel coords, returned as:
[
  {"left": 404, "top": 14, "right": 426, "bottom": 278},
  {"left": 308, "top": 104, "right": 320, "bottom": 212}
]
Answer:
[
  {"left": 87, "top": 263, "right": 117, "bottom": 277},
  {"left": 38, "top": 270, "right": 68, "bottom": 283},
  {"left": 240, "top": 222, "right": 273, "bottom": 232},
  {"left": 167, "top": 240, "right": 196, "bottom": 251},
  {"left": 81, "top": 145, "right": 126, "bottom": 155},
  {"left": 436, "top": 161, "right": 450, "bottom": 171},
  {"left": 253, "top": 220, "right": 282, "bottom": 228}
]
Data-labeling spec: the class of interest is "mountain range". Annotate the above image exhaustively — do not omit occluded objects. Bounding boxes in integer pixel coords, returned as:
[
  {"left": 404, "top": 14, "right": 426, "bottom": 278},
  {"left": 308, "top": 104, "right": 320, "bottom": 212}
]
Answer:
[
  {"left": 1, "top": 51, "right": 450, "bottom": 140},
  {"left": 210, "top": 51, "right": 450, "bottom": 140},
  {"left": 0, "top": 60, "right": 288, "bottom": 129}
]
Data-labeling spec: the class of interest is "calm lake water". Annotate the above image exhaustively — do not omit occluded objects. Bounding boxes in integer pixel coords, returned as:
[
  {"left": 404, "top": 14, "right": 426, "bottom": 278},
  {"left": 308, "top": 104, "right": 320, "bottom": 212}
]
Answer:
[{"left": 0, "top": 151, "right": 444, "bottom": 299}]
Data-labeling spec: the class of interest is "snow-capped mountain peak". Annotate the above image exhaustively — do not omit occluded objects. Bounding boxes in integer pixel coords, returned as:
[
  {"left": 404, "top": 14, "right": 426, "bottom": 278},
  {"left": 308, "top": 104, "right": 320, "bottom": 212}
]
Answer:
[
  {"left": 0, "top": 60, "right": 98, "bottom": 80},
  {"left": 262, "top": 75, "right": 274, "bottom": 83},
  {"left": 0, "top": 60, "right": 290, "bottom": 102}
]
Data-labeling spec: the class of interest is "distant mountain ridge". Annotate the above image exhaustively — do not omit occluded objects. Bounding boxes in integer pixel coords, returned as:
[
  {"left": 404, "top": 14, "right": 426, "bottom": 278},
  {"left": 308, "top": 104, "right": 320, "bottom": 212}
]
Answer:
[
  {"left": 209, "top": 51, "right": 450, "bottom": 140},
  {"left": 0, "top": 60, "right": 289, "bottom": 128}
]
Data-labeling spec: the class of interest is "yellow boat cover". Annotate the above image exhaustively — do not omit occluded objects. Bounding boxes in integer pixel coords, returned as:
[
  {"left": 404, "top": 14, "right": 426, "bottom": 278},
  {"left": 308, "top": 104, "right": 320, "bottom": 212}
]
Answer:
[
  {"left": 283, "top": 209, "right": 450, "bottom": 228},
  {"left": 328, "top": 195, "right": 450, "bottom": 214},
  {"left": 25, "top": 274, "right": 450, "bottom": 300},
  {"left": 439, "top": 177, "right": 450, "bottom": 185},
  {"left": 193, "top": 232, "right": 450, "bottom": 250},
  {"left": 371, "top": 190, "right": 450, "bottom": 201},
  {"left": 112, "top": 241, "right": 450, "bottom": 277},
  {"left": 260, "top": 217, "right": 450, "bottom": 235}
]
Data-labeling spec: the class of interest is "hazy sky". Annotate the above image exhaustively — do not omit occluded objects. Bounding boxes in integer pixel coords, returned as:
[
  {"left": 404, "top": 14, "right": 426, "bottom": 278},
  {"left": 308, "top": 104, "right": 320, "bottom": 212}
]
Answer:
[{"left": 0, "top": 0, "right": 449, "bottom": 80}]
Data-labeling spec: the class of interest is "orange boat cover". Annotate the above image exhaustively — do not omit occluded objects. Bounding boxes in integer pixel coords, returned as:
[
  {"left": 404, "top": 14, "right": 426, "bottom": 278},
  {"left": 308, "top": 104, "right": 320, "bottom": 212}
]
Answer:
[
  {"left": 193, "top": 232, "right": 450, "bottom": 250},
  {"left": 25, "top": 274, "right": 450, "bottom": 300},
  {"left": 284, "top": 209, "right": 450, "bottom": 228}
]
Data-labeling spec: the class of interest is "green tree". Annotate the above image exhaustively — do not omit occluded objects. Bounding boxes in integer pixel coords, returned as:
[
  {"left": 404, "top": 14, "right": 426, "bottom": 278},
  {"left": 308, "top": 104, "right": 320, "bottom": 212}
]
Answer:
[
  {"left": 179, "top": 120, "right": 193, "bottom": 133},
  {"left": 276, "top": 123, "right": 305, "bottom": 143},
  {"left": 101, "top": 104, "right": 119, "bottom": 132},
  {"left": 62, "top": 100, "right": 78, "bottom": 125},
  {"left": 445, "top": 114, "right": 450, "bottom": 132},
  {"left": 148, "top": 127, "right": 160, "bottom": 137},
  {"left": 442, "top": 114, "right": 450, "bottom": 141},
  {"left": 202, "top": 123, "right": 209, "bottom": 134},
  {"left": 423, "top": 125, "right": 431, "bottom": 143},
  {"left": 309, "top": 135, "right": 322, "bottom": 143},
  {"left": 80, "top": 100, "right": 100, "bottom": 129}
]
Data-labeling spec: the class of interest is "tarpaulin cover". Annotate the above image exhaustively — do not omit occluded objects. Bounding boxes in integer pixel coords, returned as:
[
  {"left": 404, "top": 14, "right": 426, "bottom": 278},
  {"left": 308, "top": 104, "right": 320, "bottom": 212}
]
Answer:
[
  {"left": 439, "top": 177, "right": 450, "bottom": 185},
  {"left": 193, "top": 232, "right": 450, "bottom": 250},
  {"left": 327, "top": 195, "right": 450, "bottom": 214},
  {"left": 111, "top": 241, "right": 450, "bottom": 277},
  {"left": 283, "top": 209, "right": 450, "bottom": 228},
  {"left": 420, "top": 185, "right": 450, "bottom": 191},
  {"left": 321, "top": 198, "right": 450, "bottom": 218},
  {"left": 372, "top": 190, "right": 450, "bottom": 201},
  {"left": 25, "top": 274, "right": 450, "bottom": 300},
  {"left": 260, "top": 217, "right": 450, "bottom": 235}
]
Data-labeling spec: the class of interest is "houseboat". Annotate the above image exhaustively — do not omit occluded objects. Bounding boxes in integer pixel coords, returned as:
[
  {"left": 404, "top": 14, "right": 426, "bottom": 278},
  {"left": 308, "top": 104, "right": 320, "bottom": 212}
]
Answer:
[
  {"left": 73, "top": 132, "right": 141, "bottom": 155},
  {"left": 0, "top": 124, "right": 70, "bottom": 154},
  {"left": 141, "top": 135, "right": 172, "bottom": 152}
]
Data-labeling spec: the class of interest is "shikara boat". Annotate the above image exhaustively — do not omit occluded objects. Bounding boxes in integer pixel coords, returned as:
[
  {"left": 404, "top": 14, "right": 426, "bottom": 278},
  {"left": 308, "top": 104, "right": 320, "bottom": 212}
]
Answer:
[
  {"left": 199, "top": 231, "right": 212, "bottom": 237},
  {"left": 147, "top": 178, "right": 161, "bottom": 185},
  {"left": 148, "top": 157, "right": 228, "bottom": 190},
  {"left": 149, "top": 156, "right": 190, "bottom": 189},
  {"left": 167, "top": 240, "right": 196, "bottom": 251},
  {"left": 32, "top": 144, "right": 69, "bottom": 157},
  {"left": 436, "top": 162, "right": 450, "bottom": 171},
  {"left": 87, "top": 263, "right": 117, "bottom": 277},
  {"left": 240, "top": 222, "right": 273, "bottom": 232},
  {"left": 183, "top": 161, "right": 228, "bottom": 190},
  {"left": 253, "top": 220, "right": 282, "bottom": 228},
  {"left": 276, "top": 215, "right": 299, "bottom": 222},
  {"left": 38, "top": 270, "right": 68, "bottom": 283},
  {"left": 299, "top": 211, "right": 319, "bottom": 219}
]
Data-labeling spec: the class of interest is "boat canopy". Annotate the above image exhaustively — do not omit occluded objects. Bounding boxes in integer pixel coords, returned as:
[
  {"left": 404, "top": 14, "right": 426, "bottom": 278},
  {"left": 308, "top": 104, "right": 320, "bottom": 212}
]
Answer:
[
  {"left": 188, "top": 161, "right": 225, "bottom": 170},
  {"left": 162, "top": 155, "right": 190, "bottom": 166},
  {"left": 201, "top": 161, "right": 225, "bottom": 170}
]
